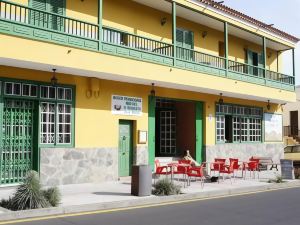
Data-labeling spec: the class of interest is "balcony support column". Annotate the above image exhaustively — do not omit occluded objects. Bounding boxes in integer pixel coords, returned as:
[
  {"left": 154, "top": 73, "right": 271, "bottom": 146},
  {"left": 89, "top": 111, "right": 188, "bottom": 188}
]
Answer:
[
  {"left": 262, "top": 37, "right": 267, "bottom": 78},
  {"left": 292, "top": 48, "right": 296, "bottom": 78},
  {"left": 224, "top": 22, "right": 228, "bottom": 76},
  {"left": 98, "top": 0, "right": 103, "bottom": 51},
  {"left": 172, "top": 1, "right": 177, "bottom": 66}
]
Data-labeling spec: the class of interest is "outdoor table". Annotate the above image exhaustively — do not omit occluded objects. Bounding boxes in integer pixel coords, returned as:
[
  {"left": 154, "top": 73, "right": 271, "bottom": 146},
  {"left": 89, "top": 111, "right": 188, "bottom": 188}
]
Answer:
[
  {"left": 167, "top": 162, "right": 191, "bottom": 187},
  {"left": 240, "top": 161, "right": 260, "bottom": 179}
]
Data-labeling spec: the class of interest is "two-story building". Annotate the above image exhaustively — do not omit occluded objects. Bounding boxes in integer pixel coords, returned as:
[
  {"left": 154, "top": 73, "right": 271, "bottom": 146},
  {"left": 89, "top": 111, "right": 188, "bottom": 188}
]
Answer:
[{"left": 0, "top": 0, "right": 298, "bottom": 186}]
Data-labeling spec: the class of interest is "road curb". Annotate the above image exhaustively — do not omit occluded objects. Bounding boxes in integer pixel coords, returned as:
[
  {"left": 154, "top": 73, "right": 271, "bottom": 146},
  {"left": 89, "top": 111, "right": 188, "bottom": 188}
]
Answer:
[{"left": 0, "top": 181, "right": 300, "bottom": 222}]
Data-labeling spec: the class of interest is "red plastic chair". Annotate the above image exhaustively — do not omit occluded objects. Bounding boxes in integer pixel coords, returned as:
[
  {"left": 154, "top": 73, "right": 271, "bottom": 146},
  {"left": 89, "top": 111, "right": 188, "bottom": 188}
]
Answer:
[
  {"left": 154, "top": 160, "right": 171, "bottom": 183},
  {"left": 187, "top": 164, "right": 205, "bottom": 188},
  {"left": 210, "top": 158, "right": 226, "bottom": 175},
  {"left": 244, "top": 161, "right": 259, "bottom": 179},
  {"left": 219, "top": 161, "right": 235, "bottom": 184},
  {"left": 229, "top": 158, "right": 240, "bottom": 176}
]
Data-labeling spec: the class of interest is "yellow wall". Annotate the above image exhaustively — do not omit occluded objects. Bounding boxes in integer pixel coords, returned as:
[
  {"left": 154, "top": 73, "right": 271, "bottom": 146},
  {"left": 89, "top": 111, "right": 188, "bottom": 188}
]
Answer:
[
  {"left": 9, "top": 0, "right": 285, "bottom": 71},
  {"left": 0, "top": 33, "right": 295, "bottom": 104},
  {"left": 0, "top": 66, "right": 282, "bottom": 148}
]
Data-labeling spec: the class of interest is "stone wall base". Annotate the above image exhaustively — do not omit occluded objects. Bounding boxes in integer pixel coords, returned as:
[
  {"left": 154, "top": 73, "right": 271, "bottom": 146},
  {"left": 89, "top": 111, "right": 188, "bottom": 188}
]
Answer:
[
  {"left": 205, "top": 143, "right": 284, "bottom": 163},
  {"left": 40, "top": 148, "right": 118, "bottom": 186},
  {"left": 40, "top": 146, "right": 149, "bottom": 186}
]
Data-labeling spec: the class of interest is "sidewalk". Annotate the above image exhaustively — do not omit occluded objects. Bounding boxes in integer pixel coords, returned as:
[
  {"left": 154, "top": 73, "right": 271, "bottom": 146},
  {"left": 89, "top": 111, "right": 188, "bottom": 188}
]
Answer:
[{"left": 0, "top": 171, "right": 299, "bottom": 222}]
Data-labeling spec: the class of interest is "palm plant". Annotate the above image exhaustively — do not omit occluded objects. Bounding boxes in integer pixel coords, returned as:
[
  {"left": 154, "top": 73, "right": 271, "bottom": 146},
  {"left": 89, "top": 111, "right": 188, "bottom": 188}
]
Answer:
[{"left": 9, "top": 171, "right": 49, "bottom": 210}]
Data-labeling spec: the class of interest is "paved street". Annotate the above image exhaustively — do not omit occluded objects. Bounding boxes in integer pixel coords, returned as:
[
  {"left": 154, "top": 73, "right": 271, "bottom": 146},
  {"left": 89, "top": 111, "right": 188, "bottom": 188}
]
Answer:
[{"left": 3, "top": 187, "right": 300, "bottom": 225}]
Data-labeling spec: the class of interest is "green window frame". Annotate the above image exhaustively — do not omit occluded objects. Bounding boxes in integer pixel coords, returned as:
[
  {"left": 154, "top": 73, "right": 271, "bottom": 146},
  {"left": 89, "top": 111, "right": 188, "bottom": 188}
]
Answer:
[
  {"left": 0, "top": 77, "right": 75, "bottom": 148},
  {"left": 30, "top": 0, "right": 66, "bottom": 32},
  {"left": 246, "top": 49, "right": 264, "bottom": 77},
  {"left": 176, "top": 28, "right": 194, "bottom": 61},
  {"left": 216, "top": 103, "right": 263, "bottom": 144}
]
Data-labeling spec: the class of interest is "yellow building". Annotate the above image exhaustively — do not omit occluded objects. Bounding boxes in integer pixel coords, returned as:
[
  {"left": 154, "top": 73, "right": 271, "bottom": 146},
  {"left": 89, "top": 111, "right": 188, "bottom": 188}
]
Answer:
[{"left": 0, "top": 0, "right": 298, "bottom": 185}]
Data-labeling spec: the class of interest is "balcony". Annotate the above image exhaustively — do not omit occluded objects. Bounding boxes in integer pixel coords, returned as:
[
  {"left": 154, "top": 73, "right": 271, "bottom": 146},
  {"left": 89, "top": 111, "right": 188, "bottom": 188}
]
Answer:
[{"left": 0, "top": 0, "right": 295, "bottom": 91}]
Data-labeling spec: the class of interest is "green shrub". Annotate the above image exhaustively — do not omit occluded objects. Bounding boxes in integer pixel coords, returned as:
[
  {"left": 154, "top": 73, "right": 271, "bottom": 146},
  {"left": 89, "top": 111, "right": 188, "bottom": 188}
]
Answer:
[
  {"left": 0, "top": 170, "right": 61, "bottom": 211},
  {"left": 42, "top": 187, "right": 61, "bottom": 207},
  {"left": 152, "top": 179, "right": 181, "bottom": 196},
  {"left": 0, "top": 197, "right": 12, "bottom": 209},
  {"left": 9, "top": 171, "right": 49, "bottom": 211},
  {"left": 275, "top": 176, "right": 283, "bottom": 183},
  {"left": 268, "top": 175, "right": 284, "bottom": 184}
]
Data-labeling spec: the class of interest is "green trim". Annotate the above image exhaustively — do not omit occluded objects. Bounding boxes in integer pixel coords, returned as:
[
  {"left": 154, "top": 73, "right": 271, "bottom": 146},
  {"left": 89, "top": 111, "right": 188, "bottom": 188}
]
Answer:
[
  {"left": 292, "top": 48, "right": 295, "bottom": 78},
  {"left": 148, "top": 96, "right": 156, "bottom": 170},
  {"left": 215, "top": 103, "right": 263, "bottom": 144},
  {"left": 195, "top": 101, "right": 203, "bottom": 163},
  {"left": 224, "top": 22, "right": 228, "bottom": 76},
  {"left": 118, "top": 120, "right": 133, "bottom": 177},
  {"left": 98, "top": 0, "right": 103, "bottom": 51},
  {"left": 0, "top": 1, "right": 295, "bottom": 91},
  {"left": 0, "top": 77, "right": 75, "bottom": 149},
  {"left": 172, "top": 1, "right": 177, "bottom": 66},
  {"left": 262, "top": 37, "right": 267, "bottom": 78}
]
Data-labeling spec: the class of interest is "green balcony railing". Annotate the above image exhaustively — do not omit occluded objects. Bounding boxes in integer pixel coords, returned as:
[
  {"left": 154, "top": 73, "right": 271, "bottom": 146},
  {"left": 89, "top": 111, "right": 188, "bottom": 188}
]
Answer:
[
  {"left": 228, "top": 60, "right": 294, "bottom": 85},
  {"left": 228, "top": 60, "right": 264, "bottom": 77},
  {"left": 266, "top": 70, "right": 294, "bottom": 85},
  {"left": 0, "top": 0, "right": 295, "bottom": 90},
  {"left": 102, "top": 27, "right": 173, "bottom": 57},
  {"left": 176, "top": 46, "right": 226, "bottom": 69},
  {"left": 0, "top": 0, "right": 99, "bottom": 39}
]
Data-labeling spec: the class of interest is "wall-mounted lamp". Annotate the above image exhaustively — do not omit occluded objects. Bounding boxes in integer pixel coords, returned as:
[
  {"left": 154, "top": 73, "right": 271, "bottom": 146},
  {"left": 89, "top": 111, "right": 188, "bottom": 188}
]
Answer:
[
  {"left": 267, "top": 100, "right": 271, "bottom": 110},
  {"left": 150, "top": 83, "right": 156, "bottom": 98},
  {"left": 51, "top": 69, "right": 58, "bottom": 86},
  {"left": 160, "top": 17, "right": 167, "bottom": 26},
  {"left": 202, "top": 31, "right": 208, "bottom": 38},
  {"left": 218, "top": 93, "right": 224, "bottom": 105}
]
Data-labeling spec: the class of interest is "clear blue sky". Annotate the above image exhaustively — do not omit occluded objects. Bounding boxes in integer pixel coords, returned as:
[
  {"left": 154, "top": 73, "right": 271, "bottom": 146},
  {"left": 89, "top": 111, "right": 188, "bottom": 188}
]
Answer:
[{"left": 223, "top": 0, "right": 300, "bottom": 84}]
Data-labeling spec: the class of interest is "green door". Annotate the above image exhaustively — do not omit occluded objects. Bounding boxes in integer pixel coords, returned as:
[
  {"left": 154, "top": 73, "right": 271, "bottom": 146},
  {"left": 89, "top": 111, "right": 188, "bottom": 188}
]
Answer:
[
  {"left": 0, "top": 99, "right": 37, "bottom": 184},
  {"left": 176, "top": 28, "right": 194, "bottom": 61},
  {"left": 30, "top": 0, "right": 65, "bottom": 31},
  {"left": 118, "top": 120, "right": 133, "bottom": 177}
]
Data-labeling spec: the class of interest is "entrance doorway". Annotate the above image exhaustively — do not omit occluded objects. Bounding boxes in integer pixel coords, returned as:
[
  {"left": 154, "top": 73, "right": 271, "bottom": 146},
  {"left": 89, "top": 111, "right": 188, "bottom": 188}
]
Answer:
[
  {"left": 290, "top": 111, "right": 298, "bottom": 136},
  {"left": 0, "top": 99, "right": 38, "bottom": 184},
  {"left": 118, "top": 120, "right": 133, "bottom": 177},
  {"left": 148, "top": 97, "right": 203, "bottom": 168}
]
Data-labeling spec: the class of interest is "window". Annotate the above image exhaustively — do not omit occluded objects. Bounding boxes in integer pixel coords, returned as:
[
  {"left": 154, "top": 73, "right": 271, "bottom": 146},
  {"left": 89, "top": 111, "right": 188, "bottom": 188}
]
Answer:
[
  {"left": 246, "top": 49, "right": 264, "bottom": 76},
  {"left": 31, "top": 0, "right": 65, "bottom": 31},
  {"left": 159, "top": 111, "right": 176, "bottom": 155},
  {"left": 40, "top": 102, "right": 72, "bottom": 145},
  {"left": 216, "top": 115, "right": 225, "bottom": 142},
  {"left": 57, "top": 104, "right": 72, "bottom": 144},
  {"left": 216, "top": 103, "right": 262, "bottom": 143},
  {"left": 22, "top": 84, "right": 38, "bottom": 97},
  {"left": 57, "top": 87, "right": 72, "bottom": 101},
  {"left": 176, "top": 28, "right": 194, "bottom": 61},
  {"left": 40, "top": 86, "right": 56, "bottom": 99},
  {"left": 1, "top": 78, "right": 74, "bottom": 147},
  {"left": 41, "top": 102, "right": 56, "bottom": 144},
  {"left": 5, "top": 82, "right": 21, "bottom": 96}
]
